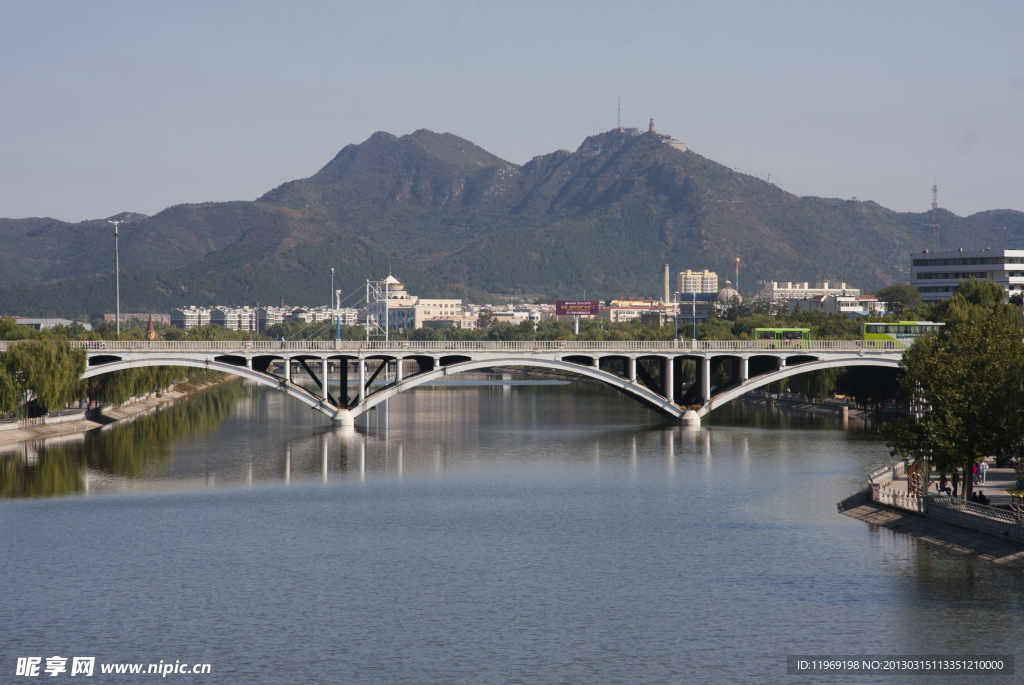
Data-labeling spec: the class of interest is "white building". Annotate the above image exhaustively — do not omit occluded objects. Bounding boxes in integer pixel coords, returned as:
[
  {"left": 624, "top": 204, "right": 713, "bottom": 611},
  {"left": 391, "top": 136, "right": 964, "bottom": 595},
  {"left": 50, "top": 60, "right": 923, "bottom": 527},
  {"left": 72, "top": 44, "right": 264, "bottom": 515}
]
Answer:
[
  {"left": 678, "top": 270, "right": 718, "bottom": 295},
  {"left": 759, "top": 281, "right": 860, "bottom": 303},
  {"left": 11, "top": 317, "right": 92, "bottom": 331},
  {"left": 170, "top": 307, "right": 211, "bottom": 330},
  {"left": 368, "top": 275, "right": 464, "bottom": 331},
  {"left": 788, "top": 294, "right": 887, "bottom": 317},
  {"left": 210, "top": 306, "right": 258, "bottom": 331},
  {"left": 910, "top": 248, "right": 1024, "bottom": 302},
  {"left": 258, "top": 306, "right": 291, "bottom": 330},
  {"left": 422, "top": 316, "right": 479, "bottom": 330}
]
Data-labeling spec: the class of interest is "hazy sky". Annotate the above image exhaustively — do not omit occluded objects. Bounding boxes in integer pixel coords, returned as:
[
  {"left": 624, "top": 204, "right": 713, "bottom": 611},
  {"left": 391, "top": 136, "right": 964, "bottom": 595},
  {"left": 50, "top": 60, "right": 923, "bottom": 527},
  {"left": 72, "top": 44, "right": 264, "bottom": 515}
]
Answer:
[{"left": 2, "top": 1, "right": 1022, "bottom": 222}]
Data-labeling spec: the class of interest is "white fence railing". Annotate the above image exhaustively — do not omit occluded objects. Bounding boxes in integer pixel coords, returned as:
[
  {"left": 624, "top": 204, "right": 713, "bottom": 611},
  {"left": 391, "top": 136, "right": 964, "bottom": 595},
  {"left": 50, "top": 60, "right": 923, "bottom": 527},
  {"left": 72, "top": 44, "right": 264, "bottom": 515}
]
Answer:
[
  {"left": 872, "top": 485, "right": 924, "bottom": 513},
  {"left": 925, "top": 494, "right": 1024, "bottom": 526},
  {"left": 0, "top": 339, "right": 910, "bottom": 354},
  {"left": 868, "top": 457, "right": 1024, "bottom": 542}
]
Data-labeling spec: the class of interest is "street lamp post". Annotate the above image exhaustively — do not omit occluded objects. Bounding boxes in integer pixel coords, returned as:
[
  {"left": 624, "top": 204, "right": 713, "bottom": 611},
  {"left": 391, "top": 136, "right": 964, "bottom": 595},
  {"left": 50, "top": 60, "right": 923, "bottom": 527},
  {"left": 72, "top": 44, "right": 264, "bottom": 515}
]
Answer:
[
  {"left": 109, "top": 220, "right": 123, "bottom": 338},
  {"left": 331, "top": 268, "right": 335, "bottom": 340}
]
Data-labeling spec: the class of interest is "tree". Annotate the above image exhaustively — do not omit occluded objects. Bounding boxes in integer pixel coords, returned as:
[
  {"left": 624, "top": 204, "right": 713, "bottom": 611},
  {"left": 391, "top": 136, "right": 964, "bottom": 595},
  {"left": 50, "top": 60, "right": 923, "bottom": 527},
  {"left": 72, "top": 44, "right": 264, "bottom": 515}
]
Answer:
[
  {"left": 877, "top": 283, "right": 923, "bottom": 317},
  {"left": 879, "top": 309, "right": 1024, "bottom": 499},
  {"left": 1, "top": 340, "right": 86, "bottom": 414}
]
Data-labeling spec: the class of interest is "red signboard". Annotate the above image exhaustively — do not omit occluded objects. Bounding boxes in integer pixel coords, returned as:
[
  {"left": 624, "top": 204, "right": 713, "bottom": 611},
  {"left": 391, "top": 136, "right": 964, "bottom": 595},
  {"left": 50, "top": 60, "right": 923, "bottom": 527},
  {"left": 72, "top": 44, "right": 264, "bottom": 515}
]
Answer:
[{"left": 556, "top": 300, "right": 599, "bottom": 316}]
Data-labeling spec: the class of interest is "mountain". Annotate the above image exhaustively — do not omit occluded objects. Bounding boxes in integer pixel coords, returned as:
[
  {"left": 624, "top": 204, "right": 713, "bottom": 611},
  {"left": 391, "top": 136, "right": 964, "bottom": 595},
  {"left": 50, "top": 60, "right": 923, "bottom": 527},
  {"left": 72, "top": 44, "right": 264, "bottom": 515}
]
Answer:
[{"left": 3, "top": 127, "right": 1024, "bottom": 317}]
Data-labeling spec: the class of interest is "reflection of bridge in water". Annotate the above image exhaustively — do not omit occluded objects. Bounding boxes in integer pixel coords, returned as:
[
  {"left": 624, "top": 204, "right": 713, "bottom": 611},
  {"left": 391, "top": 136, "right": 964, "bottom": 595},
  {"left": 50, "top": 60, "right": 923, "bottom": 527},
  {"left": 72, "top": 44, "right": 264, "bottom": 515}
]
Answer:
[{"left": 72, "top": 340, "right": 906, "bottom": 426}]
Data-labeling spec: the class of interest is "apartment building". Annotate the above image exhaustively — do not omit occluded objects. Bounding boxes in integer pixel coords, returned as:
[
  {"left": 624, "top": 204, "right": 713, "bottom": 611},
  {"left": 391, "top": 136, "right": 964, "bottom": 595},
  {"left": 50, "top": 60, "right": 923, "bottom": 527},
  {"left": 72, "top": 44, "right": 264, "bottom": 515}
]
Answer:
[
  {"left": 678, "top": 270, "right": 718, "bottom": 295},
  {"left": 210, "top": 306, "right": 258, "bottom": 331},
  {"left": 170, "top": 307, "right": 211, "bottom": 329}
]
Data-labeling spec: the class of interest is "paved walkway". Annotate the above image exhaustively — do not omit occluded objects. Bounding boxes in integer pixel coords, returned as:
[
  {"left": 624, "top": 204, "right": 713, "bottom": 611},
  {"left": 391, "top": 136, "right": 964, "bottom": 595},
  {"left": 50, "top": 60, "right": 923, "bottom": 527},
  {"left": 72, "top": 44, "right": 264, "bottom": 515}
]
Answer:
[{"left": 884, "top": 459, "right": 1019, "bottom": 507}]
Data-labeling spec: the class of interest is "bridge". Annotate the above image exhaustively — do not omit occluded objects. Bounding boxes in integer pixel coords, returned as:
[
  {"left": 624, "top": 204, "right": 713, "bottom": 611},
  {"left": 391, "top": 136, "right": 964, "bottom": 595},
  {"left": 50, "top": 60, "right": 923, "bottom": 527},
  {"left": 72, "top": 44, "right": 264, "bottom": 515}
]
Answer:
[{"left": 57, "top": 339, "right": 907, "bottom": 426}]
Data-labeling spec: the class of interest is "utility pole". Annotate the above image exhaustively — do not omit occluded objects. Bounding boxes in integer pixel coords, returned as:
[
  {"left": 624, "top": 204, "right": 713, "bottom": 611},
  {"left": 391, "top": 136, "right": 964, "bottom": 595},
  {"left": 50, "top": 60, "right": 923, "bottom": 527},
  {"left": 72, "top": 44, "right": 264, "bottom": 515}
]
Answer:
[
  {"left": 336, "top": 289, "right": 342, "bottom": 340},
  {"left": 108, "top": 220, "right": 123, "bottom": 338}
]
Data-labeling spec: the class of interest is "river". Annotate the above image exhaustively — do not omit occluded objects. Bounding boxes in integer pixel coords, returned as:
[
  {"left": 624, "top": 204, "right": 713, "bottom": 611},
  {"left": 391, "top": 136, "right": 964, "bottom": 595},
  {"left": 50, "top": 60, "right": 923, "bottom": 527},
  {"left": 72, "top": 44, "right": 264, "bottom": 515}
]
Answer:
[{"left": 2, "top": 379, "right": 1022, "bottom": 684}]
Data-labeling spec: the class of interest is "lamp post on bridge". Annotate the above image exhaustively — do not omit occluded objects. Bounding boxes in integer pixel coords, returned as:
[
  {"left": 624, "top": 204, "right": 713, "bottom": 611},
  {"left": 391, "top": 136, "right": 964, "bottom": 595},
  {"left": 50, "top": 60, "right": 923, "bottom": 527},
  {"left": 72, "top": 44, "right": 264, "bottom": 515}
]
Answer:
[
  {"left": 331, "top": 268, "right": 335, "bottom": 340},
  {"left": 108, "top": 220, "right": 123, "bottom": 338}
]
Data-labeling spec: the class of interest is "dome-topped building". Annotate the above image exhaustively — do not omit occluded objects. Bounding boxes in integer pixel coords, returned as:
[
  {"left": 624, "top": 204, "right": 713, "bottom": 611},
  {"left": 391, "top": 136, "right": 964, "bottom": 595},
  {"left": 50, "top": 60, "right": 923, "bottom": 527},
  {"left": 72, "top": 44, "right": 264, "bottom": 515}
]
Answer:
[{"left": 717, "top": 280, "right": 741, "bottom": 305}]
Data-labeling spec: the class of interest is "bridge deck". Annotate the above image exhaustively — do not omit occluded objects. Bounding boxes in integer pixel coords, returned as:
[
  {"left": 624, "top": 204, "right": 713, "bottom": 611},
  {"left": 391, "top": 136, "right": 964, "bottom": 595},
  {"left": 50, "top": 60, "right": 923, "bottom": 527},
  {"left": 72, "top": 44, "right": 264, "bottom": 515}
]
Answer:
[{"left": 2, "top": 339, "right": 907, "bottom": 427}]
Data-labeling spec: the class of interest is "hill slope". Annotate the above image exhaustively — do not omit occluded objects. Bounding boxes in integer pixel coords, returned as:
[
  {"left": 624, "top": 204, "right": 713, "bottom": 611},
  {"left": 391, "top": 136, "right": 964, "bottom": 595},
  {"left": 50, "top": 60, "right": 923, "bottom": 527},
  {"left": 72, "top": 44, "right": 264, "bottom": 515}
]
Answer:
[{"left": 3, "top": 128, "right": 1024, "bottom": 317}]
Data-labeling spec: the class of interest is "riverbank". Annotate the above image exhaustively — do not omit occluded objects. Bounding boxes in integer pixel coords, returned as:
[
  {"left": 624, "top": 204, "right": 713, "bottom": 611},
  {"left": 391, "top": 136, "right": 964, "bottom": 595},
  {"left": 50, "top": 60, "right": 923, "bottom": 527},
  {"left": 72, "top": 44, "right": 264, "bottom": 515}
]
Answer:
[
  {"left": 739, "top": 391, "right": 910, "bottom": 420},
  {"left": 838, "top": 490, "right": 1024, "bottom": 572},
  {"left": 0, "top": 378, "right": 229, "bottom": 448}
]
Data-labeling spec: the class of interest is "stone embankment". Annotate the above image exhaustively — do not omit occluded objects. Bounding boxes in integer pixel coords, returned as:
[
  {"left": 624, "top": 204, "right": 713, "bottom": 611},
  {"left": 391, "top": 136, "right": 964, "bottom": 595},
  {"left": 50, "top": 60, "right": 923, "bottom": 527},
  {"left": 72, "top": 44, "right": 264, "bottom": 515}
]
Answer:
[
  {"left": 838, "top": 491, "right": 1024, "bottom": 572},
  {"left": 0, "top": 380, "right": 226, "bottom": 447},
  {"left": 839, "top": 459, "right": 1024, "bottom": 572}
]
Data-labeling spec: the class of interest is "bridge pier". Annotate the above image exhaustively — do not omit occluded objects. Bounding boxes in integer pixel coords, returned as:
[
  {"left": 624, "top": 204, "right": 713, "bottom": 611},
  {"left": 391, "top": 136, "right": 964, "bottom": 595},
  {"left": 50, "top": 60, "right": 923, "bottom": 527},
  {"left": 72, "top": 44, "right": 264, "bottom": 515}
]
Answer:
[
  {"left": 333, "top": 408, "right": 354, "bottom": 427},
  {"left": 739, "top": 357, "right": 748, "bottom": 383},
  {"left": 701, "top": 357, "right": 711, "bottom": 403},
  {"left": 681, "top": 409, "right": 701, "bottom": 427},
  {"left": 662, "top": 357, "right": 674, "bottom": 403},
  {"left": 628, "top": 357, "right": 636, "bottom": 382},
  {"left": 358, "top": 358, "right": 366, "bottom": 402},
  {"left": 284, "top": 357, "right": 291, "bottom": 382}
]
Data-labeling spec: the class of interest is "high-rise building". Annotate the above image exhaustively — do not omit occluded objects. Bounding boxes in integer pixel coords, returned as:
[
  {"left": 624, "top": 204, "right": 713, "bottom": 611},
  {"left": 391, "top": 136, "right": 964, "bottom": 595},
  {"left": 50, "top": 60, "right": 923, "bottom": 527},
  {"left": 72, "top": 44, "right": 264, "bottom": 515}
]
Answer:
[{"left": 678, "top": 270, "right": 718, "bottom": 294}]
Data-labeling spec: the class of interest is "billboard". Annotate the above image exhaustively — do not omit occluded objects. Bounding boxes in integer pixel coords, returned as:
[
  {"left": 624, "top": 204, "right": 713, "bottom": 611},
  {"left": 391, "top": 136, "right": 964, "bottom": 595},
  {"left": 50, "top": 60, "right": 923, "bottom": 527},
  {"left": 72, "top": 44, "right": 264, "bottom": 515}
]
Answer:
[{"left": 556, "top": 300, "right": 599, "bottom": 316}]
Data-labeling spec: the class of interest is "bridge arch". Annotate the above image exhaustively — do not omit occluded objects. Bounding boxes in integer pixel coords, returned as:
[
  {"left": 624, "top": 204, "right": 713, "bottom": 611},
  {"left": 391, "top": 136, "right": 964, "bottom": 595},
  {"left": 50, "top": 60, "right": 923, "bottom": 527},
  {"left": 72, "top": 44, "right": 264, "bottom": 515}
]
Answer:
[
  {"left": 80, "top": 357, "right": 336, "bottom": 419},
  {"left": 355, "top": 357, "right": 683, "bottom": 421},
  {"left": 702, "top": 357, "right": 901, "bottom": 416}
]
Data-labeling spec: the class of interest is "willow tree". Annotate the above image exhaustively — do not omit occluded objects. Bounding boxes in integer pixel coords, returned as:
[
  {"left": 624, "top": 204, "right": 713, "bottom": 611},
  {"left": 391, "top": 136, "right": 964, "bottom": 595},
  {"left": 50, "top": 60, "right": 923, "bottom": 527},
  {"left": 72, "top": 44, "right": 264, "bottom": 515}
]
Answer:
[
  {"left": 2, "top": 340, "right": 86, "bottom": 414},
  {"left": 880, "top": 310, "right": 1024, "bottom": 499}
]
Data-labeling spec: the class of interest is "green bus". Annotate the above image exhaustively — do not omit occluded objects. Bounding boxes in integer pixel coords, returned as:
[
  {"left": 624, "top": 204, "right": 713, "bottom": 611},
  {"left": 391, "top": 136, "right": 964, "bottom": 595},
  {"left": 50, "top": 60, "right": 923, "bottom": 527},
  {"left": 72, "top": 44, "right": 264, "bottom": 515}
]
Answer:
[
  {"left": 753, "top": 328, "right": 811, "bottom": 348},
  {"left": 861, "top": 321, "right": 944, "bottom": 342}
]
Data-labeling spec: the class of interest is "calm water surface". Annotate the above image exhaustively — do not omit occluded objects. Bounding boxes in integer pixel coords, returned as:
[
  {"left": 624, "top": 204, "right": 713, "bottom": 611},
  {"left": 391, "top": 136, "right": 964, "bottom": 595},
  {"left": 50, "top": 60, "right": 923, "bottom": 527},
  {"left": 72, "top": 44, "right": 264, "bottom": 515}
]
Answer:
[{"left": 1, "top": 380, "right": 1022, "bottom": 684}]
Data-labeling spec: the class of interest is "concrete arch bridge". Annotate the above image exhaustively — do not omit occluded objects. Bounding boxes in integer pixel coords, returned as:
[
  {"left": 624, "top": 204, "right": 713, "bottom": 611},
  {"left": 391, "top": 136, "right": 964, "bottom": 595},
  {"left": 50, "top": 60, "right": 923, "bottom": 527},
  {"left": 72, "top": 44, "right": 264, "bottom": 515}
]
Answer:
[{"left": 58, "top": 339, "right": 908, "bottom": 426}]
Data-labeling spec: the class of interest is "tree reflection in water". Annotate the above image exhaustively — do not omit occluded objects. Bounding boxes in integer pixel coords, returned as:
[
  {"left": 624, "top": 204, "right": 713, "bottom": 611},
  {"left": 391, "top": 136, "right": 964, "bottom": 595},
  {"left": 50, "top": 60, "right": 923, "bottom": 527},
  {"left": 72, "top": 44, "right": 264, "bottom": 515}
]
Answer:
[{"left": 0, "top": 380, "right": 253, "bottom": 498}]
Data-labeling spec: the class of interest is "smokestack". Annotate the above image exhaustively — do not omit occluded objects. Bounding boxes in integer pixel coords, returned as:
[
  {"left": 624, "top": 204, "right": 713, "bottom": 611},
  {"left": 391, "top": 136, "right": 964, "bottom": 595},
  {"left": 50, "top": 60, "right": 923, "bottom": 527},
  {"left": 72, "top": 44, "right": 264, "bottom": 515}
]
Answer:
[{"left": 663, "top": 264, "right": 670, "bottom": 304}]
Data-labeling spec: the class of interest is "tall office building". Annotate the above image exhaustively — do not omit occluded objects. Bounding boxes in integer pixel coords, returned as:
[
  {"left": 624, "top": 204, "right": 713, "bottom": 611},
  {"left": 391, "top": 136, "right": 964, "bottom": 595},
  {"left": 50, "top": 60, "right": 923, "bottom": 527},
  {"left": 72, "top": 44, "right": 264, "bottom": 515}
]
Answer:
[{"left": 910, "top": 248, "right": 1024, "bottom": 302}]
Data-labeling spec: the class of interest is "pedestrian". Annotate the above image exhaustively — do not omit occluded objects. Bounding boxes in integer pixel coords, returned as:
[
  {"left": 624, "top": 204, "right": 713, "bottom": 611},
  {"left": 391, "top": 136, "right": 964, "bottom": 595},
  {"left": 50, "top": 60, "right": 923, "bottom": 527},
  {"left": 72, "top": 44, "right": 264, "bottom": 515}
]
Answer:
[
  {"left": 939, "top": 474, "right": 951, "bottom": 496},
  {"left": 978, "top": 459, "right": 988, "bottom": 485},
  {"left": 972, "top": 462, "right": 978, "bottom": 486},
  {"left": 951, "top": 469, "right": 960, "bottom": 498}
]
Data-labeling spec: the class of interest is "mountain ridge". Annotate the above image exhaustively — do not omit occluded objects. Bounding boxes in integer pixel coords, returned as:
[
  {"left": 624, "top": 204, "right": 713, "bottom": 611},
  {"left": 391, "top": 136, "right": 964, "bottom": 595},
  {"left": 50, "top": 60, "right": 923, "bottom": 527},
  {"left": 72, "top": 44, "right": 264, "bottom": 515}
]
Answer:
[{"left": 3, "top": 127, "right": 1023, "bottom": 317}]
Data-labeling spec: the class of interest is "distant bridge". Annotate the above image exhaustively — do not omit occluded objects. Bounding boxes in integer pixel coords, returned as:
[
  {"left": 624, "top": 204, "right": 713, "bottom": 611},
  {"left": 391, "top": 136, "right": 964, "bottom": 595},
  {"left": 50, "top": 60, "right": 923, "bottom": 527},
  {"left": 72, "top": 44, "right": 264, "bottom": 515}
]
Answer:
[{"left": 28, "top": 339, "right": 908, "bottom": 426}]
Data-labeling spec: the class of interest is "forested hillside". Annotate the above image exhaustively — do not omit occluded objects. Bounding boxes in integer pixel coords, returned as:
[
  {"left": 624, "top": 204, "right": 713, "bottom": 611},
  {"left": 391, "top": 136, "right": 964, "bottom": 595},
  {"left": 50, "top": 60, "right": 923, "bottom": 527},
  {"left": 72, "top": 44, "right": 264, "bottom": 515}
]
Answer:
[{"left": 4, "top": 127, "right": 1024, "bottom": 318}]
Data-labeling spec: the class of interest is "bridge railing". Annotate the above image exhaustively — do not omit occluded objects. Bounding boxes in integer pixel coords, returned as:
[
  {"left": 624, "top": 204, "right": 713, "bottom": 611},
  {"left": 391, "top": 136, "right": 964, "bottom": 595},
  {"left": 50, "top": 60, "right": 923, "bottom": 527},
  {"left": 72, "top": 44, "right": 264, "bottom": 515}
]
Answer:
[{"left": 17, "top": 339, "right": 912, "bottom": 353}]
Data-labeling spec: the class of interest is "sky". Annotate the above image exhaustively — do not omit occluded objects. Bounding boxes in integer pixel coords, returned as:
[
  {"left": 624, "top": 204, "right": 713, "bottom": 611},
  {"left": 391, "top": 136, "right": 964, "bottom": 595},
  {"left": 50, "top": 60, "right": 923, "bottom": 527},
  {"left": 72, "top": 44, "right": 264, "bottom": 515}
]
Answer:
[{"left": 2, "top": 0, "right": 1023, "bottom": 222}]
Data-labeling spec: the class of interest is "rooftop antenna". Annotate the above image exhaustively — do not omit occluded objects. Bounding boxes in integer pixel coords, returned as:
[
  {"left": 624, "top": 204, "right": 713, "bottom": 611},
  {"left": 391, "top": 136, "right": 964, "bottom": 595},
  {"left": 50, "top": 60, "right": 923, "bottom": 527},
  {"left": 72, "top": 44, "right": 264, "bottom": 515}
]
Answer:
[{"left": 930, "top": 184, "right": 939, "bottom": 252}]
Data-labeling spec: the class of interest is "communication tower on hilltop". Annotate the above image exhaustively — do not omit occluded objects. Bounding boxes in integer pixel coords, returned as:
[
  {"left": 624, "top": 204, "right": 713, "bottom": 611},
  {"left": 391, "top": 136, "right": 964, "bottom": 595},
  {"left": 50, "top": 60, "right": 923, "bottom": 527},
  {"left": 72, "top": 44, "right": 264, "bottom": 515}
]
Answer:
[
  {"left": 930, "top": 184, "right": 939, "bottom": 252},
  {"left": 617, "top": 96, "right": 622, "bottom": 131}
]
